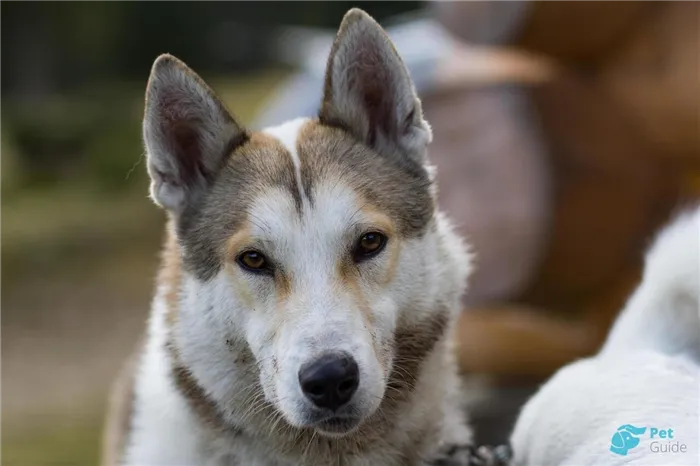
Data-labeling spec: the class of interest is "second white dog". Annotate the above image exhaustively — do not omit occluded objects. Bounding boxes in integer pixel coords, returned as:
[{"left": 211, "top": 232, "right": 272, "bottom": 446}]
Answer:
[{"left": 510, "top": 206, "right": 700, "bottom": 466}]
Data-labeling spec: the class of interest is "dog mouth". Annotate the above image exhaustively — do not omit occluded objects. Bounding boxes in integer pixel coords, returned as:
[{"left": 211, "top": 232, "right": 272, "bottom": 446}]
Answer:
[{"left": 312, "top": 416, "right": 362, "bottom": 436}]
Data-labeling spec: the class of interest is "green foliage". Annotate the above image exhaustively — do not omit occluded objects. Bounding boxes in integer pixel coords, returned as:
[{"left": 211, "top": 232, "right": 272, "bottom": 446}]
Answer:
[
  {"left": 1, "top": 121, "right": 23, "bottom": 197},
  {"left": 7, "top": 108, "right": 144, "bottom": 194},
  {"left": 2, "top": 69, "right": 288, "bottom": 196}
]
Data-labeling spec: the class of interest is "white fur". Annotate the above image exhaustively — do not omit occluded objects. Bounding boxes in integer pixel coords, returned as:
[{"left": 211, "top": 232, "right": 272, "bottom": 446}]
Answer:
[
  {"left": 510, "top": 206, "right": 700, "bottom": 466},
  {"left": 124, "top": 285, "right": 208, "bottom": 465},
  {"left": 263, "top": 117, "right": 309, "bottom": 205},
  {"left": 601, "top": 208, "right": 700, "bottom": 361}
]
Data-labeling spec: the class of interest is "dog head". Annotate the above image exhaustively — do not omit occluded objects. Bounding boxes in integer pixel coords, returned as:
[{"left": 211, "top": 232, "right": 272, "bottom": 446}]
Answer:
[
  {"left": 610, "top": 424, "right": 647, "bottom": 456},
  {"left": 143, "top": 9, "right": 469, "bottom": 438}
]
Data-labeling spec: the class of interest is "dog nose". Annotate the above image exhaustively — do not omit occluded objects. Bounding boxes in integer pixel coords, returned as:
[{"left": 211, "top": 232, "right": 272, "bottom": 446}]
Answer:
[{"left": 298, "top": 353, "right": 359, "bottom": 410}]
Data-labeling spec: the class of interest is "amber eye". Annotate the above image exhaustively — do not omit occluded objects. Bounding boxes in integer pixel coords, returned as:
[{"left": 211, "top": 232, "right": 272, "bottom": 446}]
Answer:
[
  {"left": 237, "top": 250, "right": 270, "bottom": 273},
  {"left": 354, "top": 232, "right": 388, "bottom": 262}
]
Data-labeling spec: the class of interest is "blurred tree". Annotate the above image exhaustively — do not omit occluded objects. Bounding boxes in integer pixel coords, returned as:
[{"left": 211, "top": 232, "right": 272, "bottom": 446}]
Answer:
[
  {"left": 1, "top": 2, "right": 58, "bottom": 99},
  {"left": 1, "top": 2, "right": 126, "bottom": 95},
  {"left": 2, "top": 1, "right": 423, "bottom": 95}
]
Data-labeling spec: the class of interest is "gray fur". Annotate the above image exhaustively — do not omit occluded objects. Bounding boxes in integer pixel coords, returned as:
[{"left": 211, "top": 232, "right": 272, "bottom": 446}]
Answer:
[
  {"left": 143, "top": 54, "right": 248, "bottom": 215},
  {"left": 320, "top": 9, "right": 433, "bottom": 168}
]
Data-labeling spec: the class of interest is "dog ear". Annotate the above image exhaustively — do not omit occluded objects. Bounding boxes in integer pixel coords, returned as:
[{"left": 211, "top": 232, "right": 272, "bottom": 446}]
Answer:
[
  {"left": 618, "top": 424, "right": 647, "bottom": 435},
  {"left": 143, "top": 54, "right": 248, "bottom": 214},
  {"left": 319, "top": 8, "right": 432, "bottom": 164}
]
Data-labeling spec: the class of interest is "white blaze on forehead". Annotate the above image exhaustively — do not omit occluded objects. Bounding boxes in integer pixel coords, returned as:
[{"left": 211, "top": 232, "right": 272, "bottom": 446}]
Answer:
[
  {"left": 262, "top": 117, "right": 310, "bottom": 205},
  {"left": 248, "top": 181, "right": 360, "bottom": 250},
  {"left": 245, "top": 181, "right": 383, "bottom": 404},
  {"left": 246, "top": 182, "right": 368, "bottom": 370},
  {"left": 247, "top": 180, "right": 363, "bottom": 286}
]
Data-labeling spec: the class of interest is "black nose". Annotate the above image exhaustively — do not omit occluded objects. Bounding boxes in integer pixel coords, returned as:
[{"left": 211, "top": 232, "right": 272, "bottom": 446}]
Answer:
[{"left": 298, "top": 353, "right": 360, "bottom": 410}]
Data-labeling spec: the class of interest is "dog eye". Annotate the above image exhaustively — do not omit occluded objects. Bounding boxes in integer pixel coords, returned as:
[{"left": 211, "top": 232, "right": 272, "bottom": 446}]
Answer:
[
  {"left": 353, "top": 232, "right": 387, "bottom": 262},
  {"left": 237, "top": 250, "right": 271, "bottom": 273}
]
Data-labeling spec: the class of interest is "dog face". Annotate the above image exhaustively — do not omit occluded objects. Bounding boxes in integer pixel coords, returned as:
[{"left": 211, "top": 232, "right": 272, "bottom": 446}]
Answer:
[{"left": 143, "top": 9, "right": 468, "bottom": 437}]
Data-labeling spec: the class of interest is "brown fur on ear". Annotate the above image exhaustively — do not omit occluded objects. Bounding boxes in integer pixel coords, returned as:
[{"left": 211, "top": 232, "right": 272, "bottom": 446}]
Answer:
[
  {"left": 320, "top": 9, "right": 432, "bottom": 164},
  {"left": 143, "top": 54, "right": 248, "bottom": 214}
]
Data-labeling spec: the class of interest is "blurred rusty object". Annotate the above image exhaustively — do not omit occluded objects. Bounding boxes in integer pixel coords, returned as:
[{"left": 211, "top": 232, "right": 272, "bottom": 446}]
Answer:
[
  {"left": 522, "top": 72, "right": 679, "bottom": 306},
  {"left": 427, "top": 0, "right": 700, "bottom": 379},
  {"left": 426, "top": 2, "right": 697, "bottom": 382},
  {"left": 454, "top": 304, "right": 594, "bottom": 381},
  {"left": 433, "top": 0, "right": 699, "bottom": 165},
  {"left": 514, "top": 1, "right": 657, "bottom": 66},
  {"left": 455, "top": 263, "right": 646, "bottom": 381},
  {"left": 597, "top": 1, "right": 700, "bottom": 167},
  {"left": 432, "top": 1, "right": 657, "bottom": 66}
]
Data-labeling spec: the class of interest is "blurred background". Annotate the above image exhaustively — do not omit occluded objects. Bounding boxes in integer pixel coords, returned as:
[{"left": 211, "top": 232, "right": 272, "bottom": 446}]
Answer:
[{"left": 2, "top": 2, "right": 698, "bottom": 465}]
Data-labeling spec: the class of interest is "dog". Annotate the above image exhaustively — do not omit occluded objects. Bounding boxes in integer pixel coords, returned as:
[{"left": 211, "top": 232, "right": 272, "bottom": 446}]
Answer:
[
  {"left": 509, "top": 205, "right": 700, "bottom": 465},
  {"left": 100, "top": 8, "right": 509, "bottom": 466}
]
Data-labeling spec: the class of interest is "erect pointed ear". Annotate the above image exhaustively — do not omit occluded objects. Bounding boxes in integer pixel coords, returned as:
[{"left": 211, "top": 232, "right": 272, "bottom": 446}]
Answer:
[
  {"left": 143, "top": 54, "right": 248, "bottom": 214},
  {"left": 319, "top": 9, "right": 432, "bottom": 163}
]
